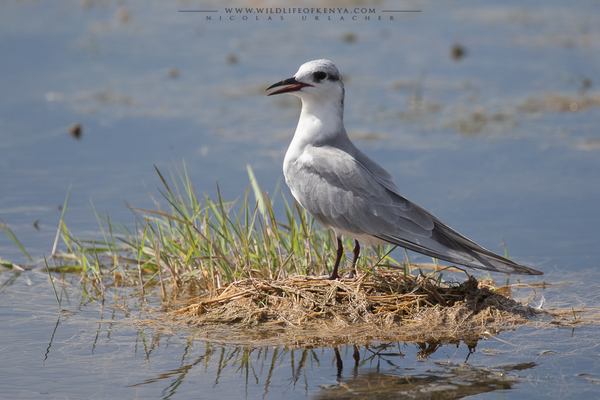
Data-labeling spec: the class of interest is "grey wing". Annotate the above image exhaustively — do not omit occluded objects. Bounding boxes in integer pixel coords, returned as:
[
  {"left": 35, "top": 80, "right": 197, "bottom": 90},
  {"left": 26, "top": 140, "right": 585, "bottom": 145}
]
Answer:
[
  {"left": 375, "top": 210, "right": 543, "bottom": 275},
  {"left": 286, "top": 145, "right": 542, "bottom": 276},
  {"left": 286, "top": 145, "right": 436, "bottom": 239}
]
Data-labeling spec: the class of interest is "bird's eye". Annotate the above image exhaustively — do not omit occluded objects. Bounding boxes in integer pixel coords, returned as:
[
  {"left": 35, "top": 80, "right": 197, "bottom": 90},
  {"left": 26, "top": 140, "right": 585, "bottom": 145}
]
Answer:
[{"left": 313, "top": 71, "right": 327, "bottom": 82}]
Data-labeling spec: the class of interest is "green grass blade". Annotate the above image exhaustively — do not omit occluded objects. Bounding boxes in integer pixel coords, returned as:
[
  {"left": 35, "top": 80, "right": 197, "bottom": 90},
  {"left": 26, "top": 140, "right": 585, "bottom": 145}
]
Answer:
[
  {"left": 247, "top": 165, "right": 266, "bottom": 217},
  {"left": 0, "top": 217, "right": 33, "bottom": 261}
]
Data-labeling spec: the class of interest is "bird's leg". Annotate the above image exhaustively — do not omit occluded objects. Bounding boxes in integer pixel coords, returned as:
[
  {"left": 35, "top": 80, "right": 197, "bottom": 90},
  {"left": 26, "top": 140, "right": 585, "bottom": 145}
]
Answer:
[
  {"left": 328, "top": 237, "right": 344, "bottom": 280},
  {"left": 347, "top": 240, "right": 360, "bottom": 278}
]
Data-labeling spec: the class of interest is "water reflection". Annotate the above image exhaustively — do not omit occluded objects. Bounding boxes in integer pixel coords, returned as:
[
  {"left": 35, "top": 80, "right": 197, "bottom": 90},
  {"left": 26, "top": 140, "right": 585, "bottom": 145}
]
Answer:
[
  {"left": 43, "top": 313, "right": 61, "bottom": 365},
  {"left": 127, "top": 337, "right": 534, "bottom": 399},
  {"left": 4, "top": 268, "right": 599, "bottom": 398},
  {"left": 316, "top": 362, "right": 521, "bottom": 399}
]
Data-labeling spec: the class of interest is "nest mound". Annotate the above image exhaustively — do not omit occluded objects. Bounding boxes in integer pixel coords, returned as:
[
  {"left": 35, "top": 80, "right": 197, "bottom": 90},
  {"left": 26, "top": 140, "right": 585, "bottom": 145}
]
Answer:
[{"left": 167, "top": 272, "right": 542, "bottom": 345}]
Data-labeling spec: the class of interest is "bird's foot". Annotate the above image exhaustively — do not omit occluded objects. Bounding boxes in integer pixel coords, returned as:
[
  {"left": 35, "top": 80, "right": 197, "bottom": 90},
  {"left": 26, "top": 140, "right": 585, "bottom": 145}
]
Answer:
[{"left": 328, "top": 269, "right": 357, "bottom": 280}]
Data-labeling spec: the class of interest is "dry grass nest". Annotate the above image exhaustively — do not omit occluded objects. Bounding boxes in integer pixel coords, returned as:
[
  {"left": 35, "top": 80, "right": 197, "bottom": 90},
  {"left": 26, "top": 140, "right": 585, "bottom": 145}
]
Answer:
[{"left": 163, "top": 272, "right": 547, "bottom": 345}]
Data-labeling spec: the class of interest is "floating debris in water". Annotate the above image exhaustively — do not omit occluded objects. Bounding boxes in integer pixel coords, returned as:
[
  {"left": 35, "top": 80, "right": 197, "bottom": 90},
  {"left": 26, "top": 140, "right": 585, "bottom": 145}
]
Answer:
[
  {"left": 169, "top": 68, "right": 180, "bottom": 79},
  {"left": 69, "top": 123, "right": 82, "bottom": 139},
  {"left": 580, "top": 76, "right": 592, "bottom": 93},
  {"left": 116, "top": 6, "right": 131, "bottom": 24},
  {"left": 227, "top": 54, "right": 239, "bottom": 65},
  {"left": 451, "top": 43, "right": 466, "bottom": 61},
  {"left": 343, "top": 32, "right": 357, "bottom": 43}
]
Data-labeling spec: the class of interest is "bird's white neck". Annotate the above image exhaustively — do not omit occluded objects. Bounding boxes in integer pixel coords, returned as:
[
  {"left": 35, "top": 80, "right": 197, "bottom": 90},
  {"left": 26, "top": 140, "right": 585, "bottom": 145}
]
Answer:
[{"left": 293, "top": 97, "right": 345, "bottom": 148}]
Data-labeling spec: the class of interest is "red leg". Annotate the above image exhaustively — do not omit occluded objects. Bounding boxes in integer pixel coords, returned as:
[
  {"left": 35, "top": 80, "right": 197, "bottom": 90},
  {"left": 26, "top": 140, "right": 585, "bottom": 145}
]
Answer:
[
  {"left": 347, "top": 240, "right": 360, "bottom": 278},
  {"left": 328, "top": 237, "right": 344, "bottom": 280}
]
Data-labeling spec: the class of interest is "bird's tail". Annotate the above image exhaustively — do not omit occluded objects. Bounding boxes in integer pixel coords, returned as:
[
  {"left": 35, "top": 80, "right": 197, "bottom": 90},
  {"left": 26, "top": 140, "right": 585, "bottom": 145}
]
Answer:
[{"left": 376, "top": 221, "right": 543, "bottom": 276}]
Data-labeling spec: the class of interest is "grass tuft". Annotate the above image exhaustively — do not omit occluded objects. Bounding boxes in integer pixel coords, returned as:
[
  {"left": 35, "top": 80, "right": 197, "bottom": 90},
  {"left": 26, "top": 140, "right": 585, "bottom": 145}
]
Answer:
[{"left": 48, "top": 163, "right": 408, "bottom": 298}]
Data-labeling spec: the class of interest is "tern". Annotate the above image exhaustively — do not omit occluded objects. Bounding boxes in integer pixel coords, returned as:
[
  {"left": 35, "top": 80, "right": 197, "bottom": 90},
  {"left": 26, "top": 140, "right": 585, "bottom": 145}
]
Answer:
[{"left": 266, "top": 59, "right": 542, "bottom": 279}]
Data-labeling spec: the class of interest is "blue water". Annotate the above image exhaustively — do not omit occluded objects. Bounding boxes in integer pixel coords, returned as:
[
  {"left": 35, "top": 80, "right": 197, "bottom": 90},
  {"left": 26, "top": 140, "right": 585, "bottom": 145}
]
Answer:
[{"left": 1, "top": 0, "right": 600, "bottom": 398}]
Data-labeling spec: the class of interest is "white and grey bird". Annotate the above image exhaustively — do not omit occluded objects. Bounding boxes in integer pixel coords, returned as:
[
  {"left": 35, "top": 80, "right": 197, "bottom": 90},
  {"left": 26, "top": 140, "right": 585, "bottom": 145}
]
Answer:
[{"left": 266, "top": 59, "right": 542, "bottom": 279}]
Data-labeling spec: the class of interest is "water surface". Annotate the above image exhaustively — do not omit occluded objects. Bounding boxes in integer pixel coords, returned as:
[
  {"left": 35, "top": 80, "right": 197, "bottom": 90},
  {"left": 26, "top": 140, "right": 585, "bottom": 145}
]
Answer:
[{"left": 1, "top": 0, "right": 600, "bottom": 398}]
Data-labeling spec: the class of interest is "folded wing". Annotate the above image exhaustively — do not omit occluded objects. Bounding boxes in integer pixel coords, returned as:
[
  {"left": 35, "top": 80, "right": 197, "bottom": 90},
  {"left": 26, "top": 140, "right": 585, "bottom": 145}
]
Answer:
[{"left": 285, "top": 144, "right": 542, "bottom": 276}]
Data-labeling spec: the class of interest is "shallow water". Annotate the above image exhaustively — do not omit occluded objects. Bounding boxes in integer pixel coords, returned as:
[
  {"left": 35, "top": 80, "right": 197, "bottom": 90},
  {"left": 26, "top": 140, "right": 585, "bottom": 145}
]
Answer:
[
  {"left": 1, "top": 0, "right": 600, "bottom": 398},
  {"left": 2, "top": 270, "right": 600, "bottom": 399}
]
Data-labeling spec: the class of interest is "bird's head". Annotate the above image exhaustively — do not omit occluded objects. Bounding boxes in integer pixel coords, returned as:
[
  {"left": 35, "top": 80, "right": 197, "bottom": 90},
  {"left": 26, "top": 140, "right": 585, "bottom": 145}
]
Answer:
[{"left": 266, "top": 59, "right": 344, "bottom": 106}]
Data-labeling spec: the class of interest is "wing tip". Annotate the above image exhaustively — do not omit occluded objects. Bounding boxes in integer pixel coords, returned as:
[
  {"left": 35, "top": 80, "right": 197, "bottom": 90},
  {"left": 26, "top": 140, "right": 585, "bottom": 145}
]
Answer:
[{"left": 517, "top": 266, "right": 544, "bottom": 276}]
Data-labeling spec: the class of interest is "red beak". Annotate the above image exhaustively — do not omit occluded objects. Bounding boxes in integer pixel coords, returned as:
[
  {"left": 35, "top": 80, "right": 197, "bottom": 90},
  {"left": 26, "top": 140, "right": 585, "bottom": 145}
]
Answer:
[{"left": 266, "top": 77, "right": 312, "bottom": 96}]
